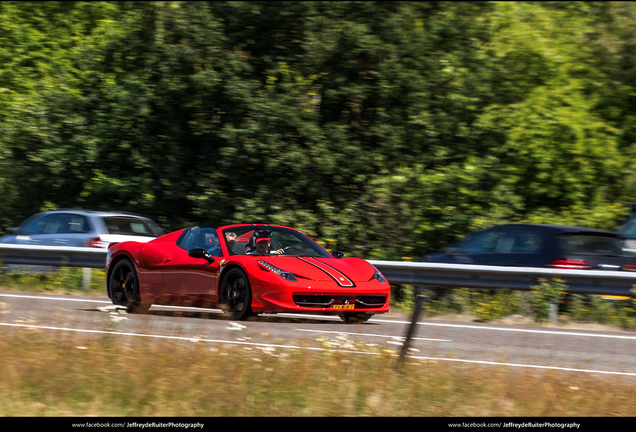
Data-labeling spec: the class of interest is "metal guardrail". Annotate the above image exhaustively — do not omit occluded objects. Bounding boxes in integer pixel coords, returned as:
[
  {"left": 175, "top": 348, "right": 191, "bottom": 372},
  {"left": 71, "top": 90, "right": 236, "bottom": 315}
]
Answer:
[
  {"left": 367, "top": 260, "right": 636, "bottom": 297},
  {"left": 0, "top": 244, "right": 107, "bottom": 290},
  {"left": 1, "top": 245, "right": 635, "bottom": 361},
  {"left": 0, "top": 244, "right": 107, "bottom": 268},
  {"left": 1, "top": 245, "right": 635, "bottom": 297},
  {"left": 368, "top": 260, "right": 636, "bottom": 362}
]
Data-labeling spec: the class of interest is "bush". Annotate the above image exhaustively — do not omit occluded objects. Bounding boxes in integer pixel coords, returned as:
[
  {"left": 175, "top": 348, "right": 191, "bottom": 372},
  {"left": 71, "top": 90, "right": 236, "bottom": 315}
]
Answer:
[
  {"left": 414, "top": 282, "right": 636, "bottom": 329},
  {"left": 530, "top": 278, "right": 566, "bottom": 323},
  {"left": 0, "top": 265, "right": 104, "bottom": 293}
]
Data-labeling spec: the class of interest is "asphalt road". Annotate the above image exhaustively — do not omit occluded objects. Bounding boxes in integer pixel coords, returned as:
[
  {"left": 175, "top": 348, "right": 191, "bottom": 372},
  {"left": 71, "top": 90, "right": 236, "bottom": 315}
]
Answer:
[{"left": 1, "top": 291, "right": 635, "bottom": 378}]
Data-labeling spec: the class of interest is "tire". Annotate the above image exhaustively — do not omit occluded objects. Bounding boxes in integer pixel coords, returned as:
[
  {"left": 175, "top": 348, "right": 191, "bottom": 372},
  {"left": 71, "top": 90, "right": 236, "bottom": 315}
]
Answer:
[
  {"left": 108, "top": 258, "right": 150, "bottom": 313},
  {"left": 220, "top": 268, "right": 253, "bottom": 320},
  {"left": 339, "top": 312, "right": 372, "bottom": 324}
]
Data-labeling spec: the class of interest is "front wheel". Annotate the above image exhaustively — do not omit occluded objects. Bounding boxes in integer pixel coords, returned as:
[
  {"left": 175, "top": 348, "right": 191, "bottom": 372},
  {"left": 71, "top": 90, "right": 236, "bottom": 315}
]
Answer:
[
  {"left": 220, "top": 268, "right": 253, "bottom": 320},
  {"left": 339, "top": 312, "right": 372, "bottom": 324},
  {"left": 108, "top": 258, "right": 150, "bottom": 313}
]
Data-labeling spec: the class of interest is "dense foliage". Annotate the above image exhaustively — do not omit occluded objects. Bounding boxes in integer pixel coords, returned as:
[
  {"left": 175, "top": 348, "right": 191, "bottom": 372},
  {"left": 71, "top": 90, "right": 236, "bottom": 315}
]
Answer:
[{"left": 2, "top": 1, "right": 636, "bottom": 259}]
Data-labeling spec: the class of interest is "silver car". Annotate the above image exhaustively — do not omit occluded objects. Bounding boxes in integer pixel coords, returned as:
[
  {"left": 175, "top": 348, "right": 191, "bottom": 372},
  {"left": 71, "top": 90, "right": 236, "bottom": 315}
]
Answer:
[{"left": 0, "top": 209, "right": 164, "bottom": 248}]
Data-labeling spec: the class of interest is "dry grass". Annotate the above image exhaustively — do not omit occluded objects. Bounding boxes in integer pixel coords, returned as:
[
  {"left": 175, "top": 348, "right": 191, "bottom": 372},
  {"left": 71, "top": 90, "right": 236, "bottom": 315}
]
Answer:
[{"left": 0, "top": 331, "right": 634, "bottom": 417}]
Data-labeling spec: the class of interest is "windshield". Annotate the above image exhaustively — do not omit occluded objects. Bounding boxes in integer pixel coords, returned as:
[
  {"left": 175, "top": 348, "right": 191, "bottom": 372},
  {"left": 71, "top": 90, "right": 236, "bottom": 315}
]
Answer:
[{"left": 222, "top": 226, "right": 331, "bottom": 258}]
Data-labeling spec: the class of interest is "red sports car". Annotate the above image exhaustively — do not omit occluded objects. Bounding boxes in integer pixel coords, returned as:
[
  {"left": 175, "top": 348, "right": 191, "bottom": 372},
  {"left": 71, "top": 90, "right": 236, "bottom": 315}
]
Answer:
[{"left": 105, "top": 224, "right": 390, "bottom": 323}]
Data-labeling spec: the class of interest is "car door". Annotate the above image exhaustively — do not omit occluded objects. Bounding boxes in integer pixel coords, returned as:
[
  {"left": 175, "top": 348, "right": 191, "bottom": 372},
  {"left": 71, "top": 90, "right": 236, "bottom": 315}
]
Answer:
[{"left": 160, "top": 228, "right": 221, "bottom": 308}]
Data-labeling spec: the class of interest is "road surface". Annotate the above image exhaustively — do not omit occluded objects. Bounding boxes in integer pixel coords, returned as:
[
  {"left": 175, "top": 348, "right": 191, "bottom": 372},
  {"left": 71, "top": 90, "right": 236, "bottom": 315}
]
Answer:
[{"left": 1, "top": 291, "right": 635, "bottom": 378}]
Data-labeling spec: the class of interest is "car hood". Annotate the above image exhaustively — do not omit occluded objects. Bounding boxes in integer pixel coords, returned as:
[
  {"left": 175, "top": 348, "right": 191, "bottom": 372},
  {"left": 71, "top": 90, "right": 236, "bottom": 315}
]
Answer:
[{"left": 255, "top": 256, "right": 376, "bottom": 285}]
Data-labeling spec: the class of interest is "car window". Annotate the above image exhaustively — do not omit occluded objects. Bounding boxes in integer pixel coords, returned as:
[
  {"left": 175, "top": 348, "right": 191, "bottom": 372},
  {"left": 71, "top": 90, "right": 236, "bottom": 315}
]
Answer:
[
  {"left": 20, "top": 214, "right": 75, "bottom": 235},
  {"left": 56, "top": 214, "right": 90, "bottom": 233},
  {"left": 272, "top": 231, "right": 319, "bottom": 255},
  {"left": 102, "top": 217, "right": 157, "bottom": 237},
  {"left": 144, "top": 219, "right": 165, "bottom": 237},
  {"left": 177, "top": 227, "right": 222, "bottom": 256},
  {"left": 222, "top": 226, "right": 331, "bottom": 257},
  {"left": 559, "top": 234, "right": 633, "bottom": 257},
  {"left": 458, "top": 228, "right": 508, "bottom": 254},
  {"left": 620, "top": 214, "right": 636, "bottom": 238},
  {"left": 20, "top": 215, "right": 52, "bottom": 234},
  {"left": 504, "top": 229, "right": 544, "bottom": 254}
]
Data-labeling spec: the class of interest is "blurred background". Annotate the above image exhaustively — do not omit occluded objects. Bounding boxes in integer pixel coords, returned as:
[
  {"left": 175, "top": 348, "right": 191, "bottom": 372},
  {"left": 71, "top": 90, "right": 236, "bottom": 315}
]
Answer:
[
  {"left": 2, "top": 5, "right": 636, "bottom": 418},
  {"left": 2, "top": 1, "right": 636, "bottom": 261}
]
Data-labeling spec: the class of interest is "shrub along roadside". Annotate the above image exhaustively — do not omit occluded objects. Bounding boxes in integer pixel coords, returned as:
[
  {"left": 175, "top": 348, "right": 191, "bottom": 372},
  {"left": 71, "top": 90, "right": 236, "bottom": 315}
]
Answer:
[
  {"left": 415, "top": 281, "right": 636, "bottom": 331},
  {"left": 0, "top": 265, "right": 105, "bottom": 294}
]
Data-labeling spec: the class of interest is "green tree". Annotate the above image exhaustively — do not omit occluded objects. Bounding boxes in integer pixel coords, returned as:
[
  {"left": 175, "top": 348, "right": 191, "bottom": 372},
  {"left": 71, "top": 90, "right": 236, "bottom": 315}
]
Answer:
[
  {"left": 0, "top": 1, "right": 119, "bottom": 226},
  {"left": 2, "top": 1, "right": 635, "bottom": 262}
]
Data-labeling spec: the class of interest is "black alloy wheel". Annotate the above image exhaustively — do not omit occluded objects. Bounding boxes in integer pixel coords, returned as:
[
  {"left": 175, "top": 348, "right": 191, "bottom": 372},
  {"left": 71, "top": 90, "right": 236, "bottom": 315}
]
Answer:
[
  {"left": 109, "top": 258, "right": 150, "bottom": 313},
  {"left": 220, "top": 268, "right": 253, "bottom": 320}
]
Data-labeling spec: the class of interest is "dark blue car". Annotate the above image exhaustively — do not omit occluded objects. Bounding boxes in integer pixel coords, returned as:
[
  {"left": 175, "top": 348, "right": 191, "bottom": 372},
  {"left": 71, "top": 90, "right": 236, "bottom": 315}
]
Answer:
[{"left": 421, "top": 223, "right": 636, "bottom": 271}]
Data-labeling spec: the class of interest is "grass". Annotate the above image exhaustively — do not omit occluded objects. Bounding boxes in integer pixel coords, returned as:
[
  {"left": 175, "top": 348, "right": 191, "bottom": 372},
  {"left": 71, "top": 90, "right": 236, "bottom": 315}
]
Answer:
[
  {"left": 0, "top": 265, "right": 105, "bottom": 296},
  {"left": 0, "top": 331, "right": 634, "bottom": 417}
]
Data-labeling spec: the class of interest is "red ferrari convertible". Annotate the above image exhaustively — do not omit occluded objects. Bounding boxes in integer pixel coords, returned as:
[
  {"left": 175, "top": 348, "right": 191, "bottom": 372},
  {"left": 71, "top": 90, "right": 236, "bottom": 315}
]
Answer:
[{"left": 105, "top": 224, "right": 390, "bottom": 323}]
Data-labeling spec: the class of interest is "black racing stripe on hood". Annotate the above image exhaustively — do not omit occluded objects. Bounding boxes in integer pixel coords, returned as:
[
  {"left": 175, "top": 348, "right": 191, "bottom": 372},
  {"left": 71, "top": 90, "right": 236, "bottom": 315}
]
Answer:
[{"left": 296, "top": 257, "right": 355, "bottom": 287}]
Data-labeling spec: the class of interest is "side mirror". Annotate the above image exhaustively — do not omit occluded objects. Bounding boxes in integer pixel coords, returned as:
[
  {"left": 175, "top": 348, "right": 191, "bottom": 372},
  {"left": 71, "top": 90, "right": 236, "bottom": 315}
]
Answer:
[
  {"left": 188, "top": 248, "right": 215, "bottom": 264},
  {"left": 332, "top": 250, "right": 345, "bottom": 259}
]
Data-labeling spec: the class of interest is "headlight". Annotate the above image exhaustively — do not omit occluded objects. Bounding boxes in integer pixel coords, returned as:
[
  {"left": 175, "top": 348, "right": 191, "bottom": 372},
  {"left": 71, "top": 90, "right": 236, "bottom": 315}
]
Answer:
[
  {"left": 370, "top": 266, "right": 386, "bottom": 284},
  {"left": 257, "top": 260, "right": 298, "bottom": 282}
]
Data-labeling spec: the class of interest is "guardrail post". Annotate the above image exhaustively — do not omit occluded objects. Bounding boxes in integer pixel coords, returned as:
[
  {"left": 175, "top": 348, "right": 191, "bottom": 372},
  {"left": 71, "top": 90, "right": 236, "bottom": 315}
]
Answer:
[
  {"left": 398, "top": 289, "right": 428, "bottom": 364},
  {"left": 82, "top": 268, "right": 92, "bottom": 291},
  {"left": 549, "top": 302, "right": 558, "bottom": 324}
]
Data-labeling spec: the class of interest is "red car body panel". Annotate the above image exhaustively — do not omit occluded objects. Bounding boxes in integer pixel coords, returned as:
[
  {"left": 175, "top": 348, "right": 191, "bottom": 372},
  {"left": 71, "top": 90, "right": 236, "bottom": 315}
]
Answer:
[{"left": 106, "top": 224, "right": 390, "bottom": 316}]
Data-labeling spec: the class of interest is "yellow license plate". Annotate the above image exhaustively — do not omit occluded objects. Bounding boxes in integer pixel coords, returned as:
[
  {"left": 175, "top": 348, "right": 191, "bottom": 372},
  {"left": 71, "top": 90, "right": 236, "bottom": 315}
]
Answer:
[{"left": 332, "top": 304, "right": 355, "bottom": 310}]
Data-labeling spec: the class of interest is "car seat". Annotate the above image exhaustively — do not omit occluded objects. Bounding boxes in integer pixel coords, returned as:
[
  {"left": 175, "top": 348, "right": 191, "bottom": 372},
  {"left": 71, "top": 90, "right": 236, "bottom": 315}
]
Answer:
[{"left": 244, "top": 235, "right": 257, "bottom": 254}]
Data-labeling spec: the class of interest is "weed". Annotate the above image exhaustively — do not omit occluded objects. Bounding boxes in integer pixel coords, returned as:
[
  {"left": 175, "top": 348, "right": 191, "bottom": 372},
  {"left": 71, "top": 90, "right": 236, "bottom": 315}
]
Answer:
[
  {"left": 418, "top": 282, "right": 636, "bottom": 329},
  {"left": 531, "top": 278, "right": 566, "bottom": 323},
  {"left": 0, "top": 265, "right": 104, "bottom": 295}
]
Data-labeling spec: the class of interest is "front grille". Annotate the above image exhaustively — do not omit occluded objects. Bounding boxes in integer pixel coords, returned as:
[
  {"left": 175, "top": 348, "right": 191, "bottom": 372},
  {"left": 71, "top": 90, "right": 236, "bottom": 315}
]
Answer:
[
  {"left": 292, "top": 295, "right": 334, "bottom": 307},
  {"left": 292, "top": 295, "right": 387, "bottom": 309},
  {"left": 356, "top": 296, "right": 387, "bottom": 307}
]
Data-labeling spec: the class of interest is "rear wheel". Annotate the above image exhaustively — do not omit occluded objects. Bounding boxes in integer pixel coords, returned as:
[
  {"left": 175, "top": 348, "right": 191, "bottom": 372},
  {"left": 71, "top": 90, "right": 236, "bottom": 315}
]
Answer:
[
  {"left": 220, "top": 268, "right": 253, "bottom": 320},
  {"left": 109, "top": 258, "right": 150, "bottom": 313},
  {"left": 339, "top": 312, "right": 372, "bottom": 324}
]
